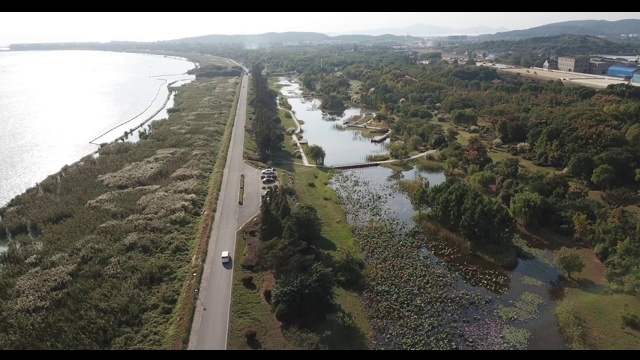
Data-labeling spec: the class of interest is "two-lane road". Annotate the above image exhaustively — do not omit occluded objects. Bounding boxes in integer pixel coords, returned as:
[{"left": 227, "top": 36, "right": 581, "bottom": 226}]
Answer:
[{"left": 188, "top": 71, "right": 261, "bottom": 350}]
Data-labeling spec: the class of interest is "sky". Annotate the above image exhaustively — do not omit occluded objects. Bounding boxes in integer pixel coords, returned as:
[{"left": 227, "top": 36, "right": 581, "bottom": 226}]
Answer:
[{"left": 1, "top": 12, "right": 639, "bottom": 46}]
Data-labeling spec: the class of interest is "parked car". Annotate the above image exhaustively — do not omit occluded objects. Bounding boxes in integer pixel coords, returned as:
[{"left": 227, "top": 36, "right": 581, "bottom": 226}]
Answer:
[
  {"left": 261, "top": 168, "right": 276, "bottom": 175},
  {"left": 261, "top": 177, "right": 276, "bottom": 185}
]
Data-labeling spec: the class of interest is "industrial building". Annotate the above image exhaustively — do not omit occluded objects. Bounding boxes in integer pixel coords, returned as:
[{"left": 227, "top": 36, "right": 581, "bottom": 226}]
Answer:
[
  {"left": 607, "top": 65, "right": 640, "bottom": 80},
  {"left": 589, "top": 61, "right": 615, "bottom": 75},
  {"left": 558, "top": 56, "right": 590, "bottom": 73}
]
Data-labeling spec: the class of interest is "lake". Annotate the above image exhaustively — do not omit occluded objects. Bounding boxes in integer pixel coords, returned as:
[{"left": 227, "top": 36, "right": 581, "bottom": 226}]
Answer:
[{"left": 0, "top": 50, "right": 195, "bottom": 208}]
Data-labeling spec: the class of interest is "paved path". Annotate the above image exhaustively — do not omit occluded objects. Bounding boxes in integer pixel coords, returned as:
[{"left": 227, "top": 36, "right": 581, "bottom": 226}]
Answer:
[{"left": 283, "top": 108, "right": 310, "bottom": 166}]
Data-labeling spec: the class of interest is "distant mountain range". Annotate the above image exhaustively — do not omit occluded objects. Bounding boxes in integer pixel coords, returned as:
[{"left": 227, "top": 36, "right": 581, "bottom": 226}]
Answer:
[
  {"left": 10, "top": 19, "right": 640, "bottom": 51},
  {"left": 476, "top": 19, "right": 640, "bottom": 41},
  {"left": 330, "top": 24, "right": 510, "bottom": 37},
  {"left": 160, "top": 19, "right": 640, "bottom": 45}
]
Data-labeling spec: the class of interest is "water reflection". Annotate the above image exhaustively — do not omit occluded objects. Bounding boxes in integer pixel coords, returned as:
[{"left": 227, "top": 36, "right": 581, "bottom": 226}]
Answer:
[{"left": 277, "top": 78, "right": 388, "bottom": 166}]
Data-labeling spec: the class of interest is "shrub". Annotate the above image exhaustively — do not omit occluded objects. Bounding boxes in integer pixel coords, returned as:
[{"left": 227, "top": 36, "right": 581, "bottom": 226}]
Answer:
[
  {"left": 241, "top": 274, "right": 253, "bottom": 284},
  {"left": 621, "top": 308, "right": 640, "bottom": 329},
  {"left": 263, "top": 289, "right": 272, "bottom": 303},
  {"left": 244, "top": 328, "right": 257, "bottom": 340}
]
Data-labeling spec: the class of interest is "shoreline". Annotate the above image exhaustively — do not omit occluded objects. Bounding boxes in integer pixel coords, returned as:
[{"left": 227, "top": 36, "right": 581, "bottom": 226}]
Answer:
[{"left": 88, "top": 78, "right": 191, "bottom": 156}]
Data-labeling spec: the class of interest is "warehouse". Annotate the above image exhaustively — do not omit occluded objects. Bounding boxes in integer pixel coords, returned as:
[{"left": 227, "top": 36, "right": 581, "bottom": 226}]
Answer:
[{"left": 607, "top": 65, "right": 640, "bottom": 80}]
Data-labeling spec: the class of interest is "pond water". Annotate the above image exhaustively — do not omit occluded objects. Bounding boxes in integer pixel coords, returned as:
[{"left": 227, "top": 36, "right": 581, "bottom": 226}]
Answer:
[
  {"left": 277, "top": 78, "right": 388, "bottom": 166},
  {"left": 281, "top": 77, "right": 568, "bottom": 349}
]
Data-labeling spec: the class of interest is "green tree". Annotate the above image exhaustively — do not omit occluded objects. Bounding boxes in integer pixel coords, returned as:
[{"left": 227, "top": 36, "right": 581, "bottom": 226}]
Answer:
[
  {"left": 567, "top": 153, "right": 595, "bottom": 183},
  {"left": 388, "top": 141, "right": 409, "bottom": 161},
  {"left": 625, "top": 123, "right": 640, "bottom": 149},
  {"left": 445, "top": 158, "right": 459, "bottom": 175},
  {"left": 290, "top": 204, "right": 323, "bottom": 244},
  {"left": 510, "top": 191, "right": 546, "bottom": 226},
  {"left": 591, "top": 164, "right": 616, "bottom": 189},
  {"left": 554, "top": 246, "right": 585, "bottom": 279},
  {"left": 445, "top": 127, "right": 459, "bottom": 143},
  {"left": 308, "top": 144, "right": 326, "bottom": 165},
  {"left": 272, "top": 262, "right": 335, "bottom": 324},
  {"left": 468, "top": 171, "right": 496, "bottom": 190}
]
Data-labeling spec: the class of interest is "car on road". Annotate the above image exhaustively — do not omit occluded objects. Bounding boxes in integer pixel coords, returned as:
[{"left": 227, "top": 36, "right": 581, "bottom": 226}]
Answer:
[{"left": 221, "top": 251, "right": 230, "bottom": 263}]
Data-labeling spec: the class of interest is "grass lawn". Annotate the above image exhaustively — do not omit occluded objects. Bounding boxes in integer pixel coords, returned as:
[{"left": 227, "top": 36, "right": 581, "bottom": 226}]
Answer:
[{"left": 557, "top": 248, "right": 640, "bottom": 349}]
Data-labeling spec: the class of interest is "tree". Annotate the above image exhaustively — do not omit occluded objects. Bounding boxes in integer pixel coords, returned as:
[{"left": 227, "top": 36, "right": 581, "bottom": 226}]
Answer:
[
  {"left": 445, "top": 158, "right": 459, "bottom": 175},
  {"left": 468, "top": 171, "right": 496, "bottom": 190},
  {"left": 509, "top": 191, "right": 546, "bottom": 226},
  {"left": 290, "top": 204, "right": 323, "bottom": 244},
  {"left": 388, "top": 141, "right": 409, "bottom": 161},
  {"left": 272, "top": 262, "right": 335, "bottom": 324},
  {"left": 308, "top": 144, "right": 326, "bottom": 165},
  {"left": 445, "top": 127, "right": 459, "bottom": 143},
  {"left": 567, "top": 153, "right": 595, "bottom": 183},
  {"left": 591, "top": 164, "right": 616, "bottom": 189},
  {"left": 554, "top": 246, "right": 585, "bottom": 279}
]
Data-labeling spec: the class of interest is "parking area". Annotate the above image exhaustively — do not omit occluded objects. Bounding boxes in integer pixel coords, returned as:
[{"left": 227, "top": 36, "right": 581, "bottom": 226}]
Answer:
[{"left": 260, "top": 167, "right": 278, "bottom": 189}]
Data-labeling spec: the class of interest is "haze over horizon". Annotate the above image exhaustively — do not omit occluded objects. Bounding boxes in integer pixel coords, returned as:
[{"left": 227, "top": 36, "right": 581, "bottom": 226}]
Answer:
[{"left": 1, "top": 12, "right": 639, "bottom": 47}]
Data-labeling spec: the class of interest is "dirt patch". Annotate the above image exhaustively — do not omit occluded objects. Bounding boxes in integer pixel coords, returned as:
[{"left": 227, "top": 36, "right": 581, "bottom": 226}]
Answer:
[
  {"left": 516, "top": 224, "right": 576, "bottom": 250},
  {"left": 242, "top": 215, "right": 261, "bottom": 268},
  {"left": 261, "top": 271, "right": 275, "bottom": 290}
]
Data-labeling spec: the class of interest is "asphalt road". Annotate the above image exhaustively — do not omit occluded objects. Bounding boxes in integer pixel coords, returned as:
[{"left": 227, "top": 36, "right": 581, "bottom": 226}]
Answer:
[{"left": 188, "top": 71, "right": 261, "bottom": 350}]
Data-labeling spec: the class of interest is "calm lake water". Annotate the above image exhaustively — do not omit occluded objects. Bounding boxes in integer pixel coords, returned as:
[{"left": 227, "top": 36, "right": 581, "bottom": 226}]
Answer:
[
  {"left": 277, "top": 77, "right": 567, "bottom": 349},
  {"left": 278, "top": 78, "right": 389, "bottom": 166},
  {"left": 0, "top": 50, "right": 195, "bottom": 208}
]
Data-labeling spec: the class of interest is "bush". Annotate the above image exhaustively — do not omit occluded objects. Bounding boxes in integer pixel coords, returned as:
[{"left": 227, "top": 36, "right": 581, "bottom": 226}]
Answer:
[
  {"left": 241, "top": 274, "right": 253, "bottom": 284},
  {"left": 555, "top": 302, "right": 587, "bottom": 350},
  {"left": 621, "top": 308, "right": 640, "bottom": 329},
  {"left": 244, "top": 328, "right": 257, "bottom": 340},
  {"left": 263, "top": 289, "right": 272, "bottom": 303}
]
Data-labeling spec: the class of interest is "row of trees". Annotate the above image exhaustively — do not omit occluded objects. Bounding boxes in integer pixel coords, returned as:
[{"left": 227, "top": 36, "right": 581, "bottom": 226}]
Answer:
[
  {"left": 257, "top": 187, "right": 334, "bottom": 325},
  {"left": 249, "top": 63, "right": 285, "bottom": 162}
]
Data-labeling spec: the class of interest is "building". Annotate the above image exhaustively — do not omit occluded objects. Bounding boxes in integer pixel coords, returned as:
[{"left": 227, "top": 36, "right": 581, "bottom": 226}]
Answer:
[
  {"left": 607, "top": 65, "right": 640, "bottom": 80},
  {"left": 633, "top": 72, "right": 640, "bottom": 83},
  {"left": 557, "top": 56, "right": 590, "bottom": 73},
  {"left": 589, "top": 60, "right": 615, "bottom": 75}
]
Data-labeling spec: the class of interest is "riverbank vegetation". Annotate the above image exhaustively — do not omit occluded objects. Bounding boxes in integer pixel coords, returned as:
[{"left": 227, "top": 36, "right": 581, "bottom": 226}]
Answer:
[{"left": 0, "top": 55, "right": 240, "bottom": 349}]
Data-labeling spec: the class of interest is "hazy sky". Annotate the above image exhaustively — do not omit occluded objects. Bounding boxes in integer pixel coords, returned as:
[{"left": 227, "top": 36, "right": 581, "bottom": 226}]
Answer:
[{"left": 1, "top": 12, "right": 639, "bottom": 46}]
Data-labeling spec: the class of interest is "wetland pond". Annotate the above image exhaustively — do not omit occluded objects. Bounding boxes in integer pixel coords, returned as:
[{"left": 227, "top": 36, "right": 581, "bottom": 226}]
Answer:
[{"left": 279, "top": 77, "right": 568, "bottom": 349}]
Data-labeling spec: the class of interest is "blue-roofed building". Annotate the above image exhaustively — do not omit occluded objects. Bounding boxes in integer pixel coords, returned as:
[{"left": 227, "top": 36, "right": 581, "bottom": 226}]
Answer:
[{"left": 607, "top": 65, "right": 640, "bottom": 79}]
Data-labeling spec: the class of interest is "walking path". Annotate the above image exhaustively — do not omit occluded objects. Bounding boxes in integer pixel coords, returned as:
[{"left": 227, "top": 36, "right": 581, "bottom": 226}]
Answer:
[{"left": 283, "top": 107, "right": 310, "bottom": 165}]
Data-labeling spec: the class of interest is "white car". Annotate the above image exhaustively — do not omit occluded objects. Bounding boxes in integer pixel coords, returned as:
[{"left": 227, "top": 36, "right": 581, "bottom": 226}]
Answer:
[
  {"left": 261, "top": 168, "right": 276, "bottom": 175},
  {"left": 221, "top": 251, "right": 230, "bottom": 263}
]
